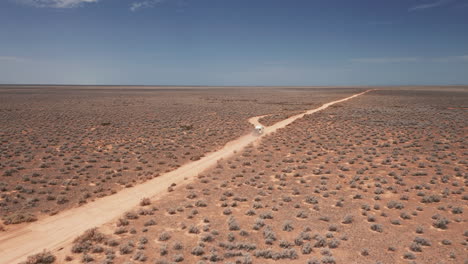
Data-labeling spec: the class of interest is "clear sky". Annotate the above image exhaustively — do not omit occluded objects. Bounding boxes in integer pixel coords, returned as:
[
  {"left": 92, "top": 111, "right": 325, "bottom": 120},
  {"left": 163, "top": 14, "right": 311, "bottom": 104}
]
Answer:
[{"left": 1, "top": 0, "right": 467, "bottom": 86}]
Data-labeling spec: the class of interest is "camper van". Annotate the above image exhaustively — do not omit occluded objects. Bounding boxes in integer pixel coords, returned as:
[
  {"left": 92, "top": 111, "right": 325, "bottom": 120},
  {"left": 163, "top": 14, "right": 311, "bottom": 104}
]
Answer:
[{"left": 254, "top": 125, "right": 264, "bottom": 135}]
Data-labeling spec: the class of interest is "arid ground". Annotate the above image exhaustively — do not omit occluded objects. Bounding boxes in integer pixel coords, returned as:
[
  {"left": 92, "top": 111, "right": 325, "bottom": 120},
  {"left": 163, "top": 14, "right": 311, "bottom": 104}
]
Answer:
[
  {"left": 0, "top": 86, "right": 363, "bottom": 221},
  {"left": 0, "top": 86, "right": 466, "bottom": 264}
]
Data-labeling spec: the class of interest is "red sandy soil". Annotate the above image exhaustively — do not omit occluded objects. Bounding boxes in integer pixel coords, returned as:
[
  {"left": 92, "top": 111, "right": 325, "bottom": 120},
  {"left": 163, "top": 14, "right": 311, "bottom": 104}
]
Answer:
[
  {"left": 0, "top": 89, "right": 370, "bottom": 264},
  {"left": 1, "top": 86, "right": 467, "bottom": 264},
  {"left": 58, "top": 87, "right": 466, "bottom": 264},
  {"left": 0, "top": 86, "right": 364, "bottom": 223}
]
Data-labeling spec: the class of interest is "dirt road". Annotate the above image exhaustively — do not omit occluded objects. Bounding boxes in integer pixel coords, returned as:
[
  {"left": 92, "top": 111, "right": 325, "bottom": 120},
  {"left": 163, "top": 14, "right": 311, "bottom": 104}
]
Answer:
[{"left": 0, "top": 90, "right": 371, "bottom": 264}]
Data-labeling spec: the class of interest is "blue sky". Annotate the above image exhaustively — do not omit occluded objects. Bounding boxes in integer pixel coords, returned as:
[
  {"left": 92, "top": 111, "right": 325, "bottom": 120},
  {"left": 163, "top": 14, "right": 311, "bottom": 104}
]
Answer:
[{"left": 1, "top": 0, "right": 467, "bottom": 85}]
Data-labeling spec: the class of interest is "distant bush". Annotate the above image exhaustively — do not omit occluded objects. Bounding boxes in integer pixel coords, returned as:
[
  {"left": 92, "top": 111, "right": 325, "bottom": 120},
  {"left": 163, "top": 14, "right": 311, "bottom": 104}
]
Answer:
[
  {"left": 191, "top": 245, "right": 205, "bottom": 256},
  {"left": 139, "top": 197, "right": 151, "bottom": 206},
  {"left": 302, "top": 242, "right": 312, "bottom": 254},
  {"left": 403, "top": 252, "right": 416, "bottom": 260},
  {"left": 421, "top": 195, "right": 441, "bottom": 203},
  {"left": 433, "top": 218, "right": 449, "bottom": 229},
  {"left": 119, "top": 241, "right": 134, "bottom": 254},
  {"left": 20, "top": 251, "right": 56, "bottom": 264},
  {"left": 3, "top": 212, "right": 37, "bottom": 225},
  {"left": 228, "top": 216, "right": 240, "bottom": 231},
  {"left": 143, "top": 219, "right": 156, "bottom": 227},
  {"left": 342, "top": 215, "right": 353, "bottom": 224},
  {"left": 305, "top": 196, "right": 318, "bottom": 204},
  {"left": 370, "top": 224, "right": 383, "bottom": 233},
  {"left": 173, "top": 254, "right": 184, "bottom": 262},
  {"left": 159, "top": 232, "right": 171, "bottom": 241},
  {"left": 451, "top": 207, "right": 463, "bottom": 214},
  {"left": 74, "top": 228, "right": 106, "bottom": 244},
  {"left": 282, "top": 221, "right": 294, "bottom": 232}
]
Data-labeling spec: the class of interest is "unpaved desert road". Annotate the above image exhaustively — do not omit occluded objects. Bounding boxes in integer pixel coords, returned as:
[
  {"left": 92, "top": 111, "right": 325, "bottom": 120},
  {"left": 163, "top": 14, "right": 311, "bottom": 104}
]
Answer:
[{"left": 0, "top": 90, "right": 371, "bottom": 264}]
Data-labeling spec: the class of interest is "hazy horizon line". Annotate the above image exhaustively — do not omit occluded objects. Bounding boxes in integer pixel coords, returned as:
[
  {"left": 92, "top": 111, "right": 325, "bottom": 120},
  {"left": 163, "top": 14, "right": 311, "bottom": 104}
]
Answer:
[{"left": 1, "top": 84, "right": 468, "bottom": 88}]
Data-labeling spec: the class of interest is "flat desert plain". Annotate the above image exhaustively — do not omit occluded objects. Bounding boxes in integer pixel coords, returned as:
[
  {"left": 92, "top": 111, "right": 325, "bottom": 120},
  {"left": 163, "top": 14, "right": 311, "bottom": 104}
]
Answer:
[{"left": 0, "top": 86, "right": 466, "bottom": 264}]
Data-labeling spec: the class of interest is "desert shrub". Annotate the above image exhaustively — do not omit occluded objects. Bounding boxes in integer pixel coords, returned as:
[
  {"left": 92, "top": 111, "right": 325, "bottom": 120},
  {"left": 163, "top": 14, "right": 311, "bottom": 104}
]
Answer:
[
  {"left": 305, "top": 196, "right": 318, "bottom": 204},
  {"left": 313, "top": 237, "right": 326, "bottom": 248},
  {"left": 282, "top": 221, "right": 294, "bottom": 231},
  {"left": 413, "top": 237, "right": 431, "bottom": 246},
  {"left": 403, "top": 252, "right": 416, "bottom": 260},
  {"left": 139, "top": 197, "right": 151, "bottom": 206},
  {"left": 119, "top": 241, "right": 134, "bottom": 254},
  {"left": 279, "top": 240, "right": 293, "bottom": 248},
  {"left": 327, "top": 238, "right": 339, "bottom": 248},
  {"left": 307, "top": 258, "right": 320, "bottom": 264},
  {"left": 188, "top": 225, "right": 200, "bottom": 234},
  {"left": 133, "top": 251, "right": 147, "bottom": 262},
  {"left": 228, "top": 216, "right": 240, "bottom": 231},
  {"left": 321, "top": 256, "right": 336, "bottom": 263},
  {"left": 20, "top": 251, "right": 56, "bottom": 264},
  {"left": 342, "top": 215, "right": 353, "bottom": 224},
  {"left": 114, "top": 227, "right": 127, "bottom": 235},
  {"left": 400, "top": 212, "right": 411, "bottom": 220},
  {"left": 223, "top": 208, "right": 232, "bottom": 215},
  {"left": 433, "top": 218, "right": 449, "bottom": 229},
  {"left": 201, "top": 234, "right": 213, "bottom": 242},
  {"left": 253, "top": 218, "right": 265, "bottom": 230},
  {"left": 91, "top": 245, "right": 104, "bottom": 253},
  {"left": 370, "top": 224, "right": 383, "bottom": 233},
  {"left": 56, "top": 196, "right": 68, "bottom": 204},
  {"left": 191, "top": 245, "right": 205, "bottom": 256},
  {"left": 159, "top": 232, "right": 171, "bottom": 241},
  {"left": 71, "top": 242, "right": 90, "bottom": 254},
  {"left": 387, "top": 201, "right": 404, "bottom": 209},
  {"left": 74, "top": 228, "right": 106, "bottom": 244},
  {"left": 227, "top": 232, "right": 235, "bottom": 242},
  {"left": 254, "top": 249, "right": 298, "bottom": 260},
  {"left": 3, "top": 212, "right": 37, "bottom": 225},
  {"left": 451, "top": 207, "right": 463, "bottom": 214},
  {"left": 195, "top": 200, "right": 207, "bottom": 207},
  {"left": 318, "top": 215, "right": 330, "bottom": 222},
  {"left": 81, "top": 254, "right": 94, "bottom": 262},
  {"left": 259, "top": 212, "right": 273, "bottom": 219},
  {"left": 240, "top": 230, "right": 249, "bottom": 237},
  {"left": 173, "top": 254, "right": 184, "bottom": 262},
  {"left": 409, "top": 242, "right": 422, "bottom": 252},
  {"left": 143, "top": 219, "right": 156, "bottom": 226},
  {"left": 173, "top": 242, "right": 183, "bottom": 250},
  {"left": 246, "top": 209, "right": 256, "bottom": 216},
  {"left": 421, "top": 195, "right": 441, "bottom": 203},
  {"left": 160, "top": 244, "right": 168, "bottom": 256},
  {"left": 416, "top": 226, "right": 424, "bottom": 234},
  {"left": 294, "top": 237, "right": 303, "bottom": 246},
  {"left": 302, "top": 242, "right": 312, "bottom": 254},
  {"left": 125, "top": 211, "right": 139, "bottom": 220},
  {"left": 137, "top": 237, "right": 148, "bottom": 246},
  {"left": 300, "top": 231, "right": 312, "bottom": 241},
  {"left": 218, "top": 242, "right": 256, "bottom": 251},
  {"left": 441, "top": 239, "right": 452, "bottom": 245},
  {"left": 263, "top": 226, "right": 277, "bottom": 244}
]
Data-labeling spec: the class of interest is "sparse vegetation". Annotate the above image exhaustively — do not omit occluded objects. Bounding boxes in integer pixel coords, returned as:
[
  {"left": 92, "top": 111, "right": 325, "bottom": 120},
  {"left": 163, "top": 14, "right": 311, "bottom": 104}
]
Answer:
[
  {"left": 2, "top": 87, "right": 466, "bottom": 264},
  {"left": 20, "top": 251, "right": 56, "bottom": 264}
]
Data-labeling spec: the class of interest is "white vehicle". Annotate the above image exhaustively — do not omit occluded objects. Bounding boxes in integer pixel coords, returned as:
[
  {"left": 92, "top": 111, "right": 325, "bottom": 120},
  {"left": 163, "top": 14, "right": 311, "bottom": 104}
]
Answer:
[{"left": 254, "top": 125, "right": 264, "bottom": 135}]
